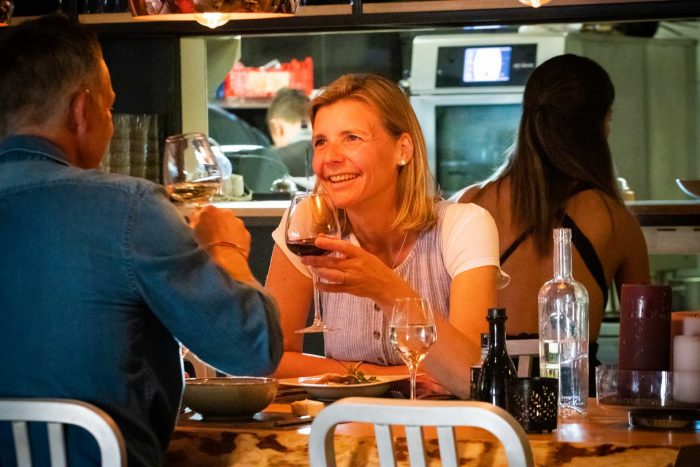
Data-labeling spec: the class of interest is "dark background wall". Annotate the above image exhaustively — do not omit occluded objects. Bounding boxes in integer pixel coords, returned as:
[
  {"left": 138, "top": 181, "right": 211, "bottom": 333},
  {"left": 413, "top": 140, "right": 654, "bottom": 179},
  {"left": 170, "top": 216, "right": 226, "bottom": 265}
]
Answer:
[{"left": 99, "top": 35, "right": 182, "bottom": 138}]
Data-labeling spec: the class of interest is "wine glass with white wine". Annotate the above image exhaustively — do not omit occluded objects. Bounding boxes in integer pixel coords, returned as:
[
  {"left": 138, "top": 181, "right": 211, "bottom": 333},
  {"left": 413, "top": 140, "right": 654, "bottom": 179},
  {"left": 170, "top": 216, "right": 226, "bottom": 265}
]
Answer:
[
  {"left": 389, "top": 297, "right": 437, "bottom": 400},
  {"left": 162, "top": 133, "right": 222, "bottom": 207}
]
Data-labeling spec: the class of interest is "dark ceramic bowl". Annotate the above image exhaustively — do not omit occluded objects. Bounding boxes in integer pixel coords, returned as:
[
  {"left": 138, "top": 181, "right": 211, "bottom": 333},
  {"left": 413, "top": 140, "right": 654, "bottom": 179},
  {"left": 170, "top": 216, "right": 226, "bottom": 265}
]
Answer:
[{"left": 183, "top": 377, "right": 278, "bottom": 420}]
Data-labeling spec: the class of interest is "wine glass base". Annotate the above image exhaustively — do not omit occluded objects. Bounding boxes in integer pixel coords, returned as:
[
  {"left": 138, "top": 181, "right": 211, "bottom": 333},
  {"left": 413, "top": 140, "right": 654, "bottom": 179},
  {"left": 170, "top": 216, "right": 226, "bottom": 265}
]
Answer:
[{"left": 294, "top": 324, "right": 338, "bottom": 334}]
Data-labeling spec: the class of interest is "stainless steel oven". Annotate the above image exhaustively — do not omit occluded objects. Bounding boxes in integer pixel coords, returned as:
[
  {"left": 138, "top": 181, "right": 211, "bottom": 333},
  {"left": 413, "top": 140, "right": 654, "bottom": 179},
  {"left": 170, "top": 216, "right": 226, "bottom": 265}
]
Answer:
[{"left": 409, "top": 33, "right": 566, "bottom": 195}]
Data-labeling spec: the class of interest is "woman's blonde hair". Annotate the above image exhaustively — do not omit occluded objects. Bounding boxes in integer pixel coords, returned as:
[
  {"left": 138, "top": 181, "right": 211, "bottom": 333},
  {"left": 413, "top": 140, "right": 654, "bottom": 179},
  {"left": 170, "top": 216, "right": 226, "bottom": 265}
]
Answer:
[{"left": 311, "top": 74, "right": 438, "bottom": 232}]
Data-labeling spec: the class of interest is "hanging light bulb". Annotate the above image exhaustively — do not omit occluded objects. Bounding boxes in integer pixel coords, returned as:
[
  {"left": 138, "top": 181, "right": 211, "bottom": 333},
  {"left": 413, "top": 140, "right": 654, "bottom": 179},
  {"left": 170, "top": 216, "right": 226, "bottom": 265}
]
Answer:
[
  {"left": 128, "top": 0, "right": 299, "bottom": 29},
  {"left": 518, "top": 0, "right": 552, "bottom": 7},
  {"left": 0, "top": 0, "right": 13, "bottom": 26},
  {"left": 194, "top": 12, "right": 231, "bottom": 29}
]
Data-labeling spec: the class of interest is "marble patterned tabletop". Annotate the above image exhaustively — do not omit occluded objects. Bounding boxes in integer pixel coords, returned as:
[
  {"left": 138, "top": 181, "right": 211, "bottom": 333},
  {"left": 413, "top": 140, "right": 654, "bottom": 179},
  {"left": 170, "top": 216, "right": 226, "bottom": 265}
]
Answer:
[{"left": 165, "top": 400, "right": 699, "bottom": 466}]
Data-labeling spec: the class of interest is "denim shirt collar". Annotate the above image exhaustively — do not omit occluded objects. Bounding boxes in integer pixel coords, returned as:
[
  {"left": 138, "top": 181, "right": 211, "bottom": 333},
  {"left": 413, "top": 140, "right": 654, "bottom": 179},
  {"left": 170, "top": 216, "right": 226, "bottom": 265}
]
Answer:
[{"left": 0, "top": 135, "right": 72, "bottom": 166}]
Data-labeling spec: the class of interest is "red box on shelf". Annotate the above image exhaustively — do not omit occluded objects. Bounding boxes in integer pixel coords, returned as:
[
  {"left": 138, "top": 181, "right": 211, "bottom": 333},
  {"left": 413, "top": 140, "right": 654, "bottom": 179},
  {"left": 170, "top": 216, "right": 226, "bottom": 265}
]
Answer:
[{"left": 224, "top": 57, "right": 314, "bottom": 101}]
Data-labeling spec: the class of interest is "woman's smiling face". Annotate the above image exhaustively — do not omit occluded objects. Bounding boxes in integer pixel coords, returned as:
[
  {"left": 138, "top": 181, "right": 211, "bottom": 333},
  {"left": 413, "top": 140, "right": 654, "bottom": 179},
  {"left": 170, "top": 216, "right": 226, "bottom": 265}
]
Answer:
[{"left": 311, "top": 98, "right": 407, "bottom": 212}]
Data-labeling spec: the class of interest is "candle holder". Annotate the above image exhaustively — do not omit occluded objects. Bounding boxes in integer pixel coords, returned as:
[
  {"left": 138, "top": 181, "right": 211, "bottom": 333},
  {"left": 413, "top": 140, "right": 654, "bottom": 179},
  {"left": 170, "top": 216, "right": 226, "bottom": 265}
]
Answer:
[
  {"left": 596, "top": 365, "right": 700, "bottom": 430},
  {"left": 506, "top": 377, "right": 558, "bottom": 433}
]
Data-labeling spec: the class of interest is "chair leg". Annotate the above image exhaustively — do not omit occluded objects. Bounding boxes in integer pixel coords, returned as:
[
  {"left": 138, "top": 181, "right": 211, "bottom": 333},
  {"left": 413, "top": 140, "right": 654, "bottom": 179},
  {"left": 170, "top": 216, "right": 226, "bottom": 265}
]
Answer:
[{"left": 517, "top": 355, "right": 533, "bottom": 377}]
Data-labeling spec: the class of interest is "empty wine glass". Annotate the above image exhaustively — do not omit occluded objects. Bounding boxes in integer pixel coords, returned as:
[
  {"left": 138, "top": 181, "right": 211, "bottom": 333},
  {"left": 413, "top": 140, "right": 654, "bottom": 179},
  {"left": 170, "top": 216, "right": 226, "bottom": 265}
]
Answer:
[
  {"left": 162, "top": 132, "right": 222, "bottom": 207},
  {"left": 389, "top": 297, "right": 438, "bottom": 400},
  {"left": 285, "top": 192, "right": 341, "bottom": 333}
]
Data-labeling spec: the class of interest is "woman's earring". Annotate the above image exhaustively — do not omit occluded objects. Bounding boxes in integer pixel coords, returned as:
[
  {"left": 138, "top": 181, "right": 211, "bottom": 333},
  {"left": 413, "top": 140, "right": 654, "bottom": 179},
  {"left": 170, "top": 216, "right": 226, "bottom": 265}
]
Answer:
[{"left": 399, "top": 159, "right": 407, "bottom": 166}]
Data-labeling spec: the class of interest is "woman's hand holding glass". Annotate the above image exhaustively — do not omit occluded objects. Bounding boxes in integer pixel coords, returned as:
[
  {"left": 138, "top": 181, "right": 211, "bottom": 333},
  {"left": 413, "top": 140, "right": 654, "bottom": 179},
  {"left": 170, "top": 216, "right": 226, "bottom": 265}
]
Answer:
[{"left": 299, "top": 236, "right": 417, "bottom": 312}]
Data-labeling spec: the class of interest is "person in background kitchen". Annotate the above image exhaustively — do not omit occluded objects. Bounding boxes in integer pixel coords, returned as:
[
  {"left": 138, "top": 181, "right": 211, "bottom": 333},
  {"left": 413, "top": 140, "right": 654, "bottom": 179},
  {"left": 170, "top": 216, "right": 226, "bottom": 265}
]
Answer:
[
  {"left": 452, "top": 54, "right": 650, "bottom": 392},
  {"left": 0, "top": 14, "right": 282, "bottom": 467},
  {"left": 208, "top": 101, "right": 271, "bottom": 146},
  {"left": 265, "top": 73, "right": 509, "bottom": 398},
  {"left": 265, "top": 87, "right": 314, "bottom": 179}
]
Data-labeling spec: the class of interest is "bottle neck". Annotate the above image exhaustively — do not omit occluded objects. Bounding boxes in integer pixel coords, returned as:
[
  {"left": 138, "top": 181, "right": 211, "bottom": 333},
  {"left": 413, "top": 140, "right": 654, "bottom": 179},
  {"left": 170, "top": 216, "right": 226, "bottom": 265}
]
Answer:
[
  {"left": 553, "top": 231, "right": 573, "bottom": 280},
  {"left": 488, "top": 318, "right": 507, "bottom": 351}
]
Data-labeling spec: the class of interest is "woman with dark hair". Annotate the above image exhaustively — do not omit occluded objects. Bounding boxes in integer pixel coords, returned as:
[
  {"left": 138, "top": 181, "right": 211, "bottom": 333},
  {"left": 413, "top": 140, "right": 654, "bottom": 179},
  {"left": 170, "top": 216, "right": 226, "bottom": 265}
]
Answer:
[{"left": 454, "top": 54, "right": 650, "bottom": 386}]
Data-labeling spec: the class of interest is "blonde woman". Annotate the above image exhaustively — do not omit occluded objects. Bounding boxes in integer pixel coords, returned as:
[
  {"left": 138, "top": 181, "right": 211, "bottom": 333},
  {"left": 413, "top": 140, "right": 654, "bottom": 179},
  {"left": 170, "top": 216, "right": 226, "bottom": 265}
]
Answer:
[{"left": 266, "top": 74, "right": 507, "bottom": 398}]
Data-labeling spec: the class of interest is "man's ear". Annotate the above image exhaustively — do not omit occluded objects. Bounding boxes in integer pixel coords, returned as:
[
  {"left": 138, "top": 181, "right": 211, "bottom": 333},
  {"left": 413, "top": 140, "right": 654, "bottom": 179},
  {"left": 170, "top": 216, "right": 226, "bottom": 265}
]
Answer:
[
  {"left": 69, "top": 89, "right": 90, "bottom": 136},
  {"left": 269, "top": 118, "right": 284, "bottom": 138}
]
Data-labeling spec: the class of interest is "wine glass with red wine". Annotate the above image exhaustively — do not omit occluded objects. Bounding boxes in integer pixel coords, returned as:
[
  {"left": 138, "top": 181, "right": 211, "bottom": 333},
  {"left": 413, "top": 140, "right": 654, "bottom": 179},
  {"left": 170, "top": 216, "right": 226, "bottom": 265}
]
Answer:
[{"left": 285, "top": 192, "right": 341, "bottom": 333}]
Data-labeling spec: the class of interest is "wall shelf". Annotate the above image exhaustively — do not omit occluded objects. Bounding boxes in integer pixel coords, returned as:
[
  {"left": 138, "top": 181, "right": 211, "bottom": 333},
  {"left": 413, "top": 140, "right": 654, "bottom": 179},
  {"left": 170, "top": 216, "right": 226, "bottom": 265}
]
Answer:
[{"left": 9, "top": 1, "right": 695, "bottom": 36}]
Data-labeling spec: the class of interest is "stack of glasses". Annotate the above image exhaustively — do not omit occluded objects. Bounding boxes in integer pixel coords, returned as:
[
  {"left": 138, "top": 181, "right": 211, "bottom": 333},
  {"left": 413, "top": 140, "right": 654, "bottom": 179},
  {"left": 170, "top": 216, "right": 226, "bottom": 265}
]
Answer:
[{"left": 101, "top": 113, "right": 162, "bottom": 183}]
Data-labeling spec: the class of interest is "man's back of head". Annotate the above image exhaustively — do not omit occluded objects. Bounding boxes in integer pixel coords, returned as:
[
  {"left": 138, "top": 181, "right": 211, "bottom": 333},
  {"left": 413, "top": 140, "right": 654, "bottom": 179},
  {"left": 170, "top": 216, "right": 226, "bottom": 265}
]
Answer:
[
  {"left": 0, "top": 14, "right": 103, "bottom": 138},
  {"left": 266, "top": 88, "right": 311, "bottom": 147}
]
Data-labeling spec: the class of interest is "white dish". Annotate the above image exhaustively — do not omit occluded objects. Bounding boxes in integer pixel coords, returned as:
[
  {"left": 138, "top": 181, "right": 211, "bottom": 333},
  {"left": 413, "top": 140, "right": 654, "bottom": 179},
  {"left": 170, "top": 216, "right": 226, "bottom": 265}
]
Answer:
[{"left": 278, "top": 374, "right": 409, "bottom": 401}]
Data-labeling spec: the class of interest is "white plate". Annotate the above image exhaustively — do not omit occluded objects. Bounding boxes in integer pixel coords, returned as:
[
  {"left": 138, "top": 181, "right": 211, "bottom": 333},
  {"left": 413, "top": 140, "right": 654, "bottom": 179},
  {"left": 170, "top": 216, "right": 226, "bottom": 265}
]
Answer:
[{"left": 278, "top": 374, "right": 409, "bottom": 401}]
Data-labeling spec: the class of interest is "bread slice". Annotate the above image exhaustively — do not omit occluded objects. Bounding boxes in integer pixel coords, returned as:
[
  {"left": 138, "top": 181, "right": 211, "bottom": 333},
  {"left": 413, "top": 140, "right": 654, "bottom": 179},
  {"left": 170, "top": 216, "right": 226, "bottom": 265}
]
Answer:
[{"left": 291, "top": 399, "right": 324, "bottom": 417}]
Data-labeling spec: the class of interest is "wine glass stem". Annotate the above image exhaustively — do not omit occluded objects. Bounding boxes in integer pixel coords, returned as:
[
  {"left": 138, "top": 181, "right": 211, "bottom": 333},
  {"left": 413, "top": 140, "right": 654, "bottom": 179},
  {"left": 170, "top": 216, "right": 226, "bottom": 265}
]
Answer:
[
  {"left": 311, "top": 273, "right": 323, "bottom": 326},
  {"left": 409, "top": 366, "right": 417, "bottom": 400}
]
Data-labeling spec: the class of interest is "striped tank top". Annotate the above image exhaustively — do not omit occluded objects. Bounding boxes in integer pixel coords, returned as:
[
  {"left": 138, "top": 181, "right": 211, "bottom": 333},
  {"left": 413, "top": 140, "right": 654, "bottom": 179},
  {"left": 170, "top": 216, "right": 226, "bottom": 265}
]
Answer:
[{"left": 322, "top": 201, "right": 452, "bottom": 366}]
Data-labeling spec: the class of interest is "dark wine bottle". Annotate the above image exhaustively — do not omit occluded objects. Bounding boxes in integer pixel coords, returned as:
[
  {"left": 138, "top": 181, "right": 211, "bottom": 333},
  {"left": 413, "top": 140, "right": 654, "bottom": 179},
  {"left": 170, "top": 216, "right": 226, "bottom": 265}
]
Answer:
[{"left": 476, "top": 308, "right": 517, "bottom": 408}]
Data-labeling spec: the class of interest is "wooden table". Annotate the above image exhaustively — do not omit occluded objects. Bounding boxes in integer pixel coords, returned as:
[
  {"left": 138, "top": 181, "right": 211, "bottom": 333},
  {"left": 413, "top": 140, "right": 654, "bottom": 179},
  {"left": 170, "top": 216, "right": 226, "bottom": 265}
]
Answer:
[{"left": 166, "top": 399, "right": 700, "bottom": 466}]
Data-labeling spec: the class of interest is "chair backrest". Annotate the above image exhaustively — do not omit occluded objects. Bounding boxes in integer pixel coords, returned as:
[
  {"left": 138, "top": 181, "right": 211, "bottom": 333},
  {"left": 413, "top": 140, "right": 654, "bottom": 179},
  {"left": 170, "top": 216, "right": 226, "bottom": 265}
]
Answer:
[
  {"left": 506, "top": 339, "right": 540, "bottom": 377},
  {"left": 0, "top": 398, "right": 126, "bottom": 467},
  {"left": 182, "top": 347, "right": 218, "bottom": 378},
  {"left": 309, "top": 397, "right": 533, "bottom": 467},
  {"left": 235, "top": 154, "right": 289, "bottom": 193}
]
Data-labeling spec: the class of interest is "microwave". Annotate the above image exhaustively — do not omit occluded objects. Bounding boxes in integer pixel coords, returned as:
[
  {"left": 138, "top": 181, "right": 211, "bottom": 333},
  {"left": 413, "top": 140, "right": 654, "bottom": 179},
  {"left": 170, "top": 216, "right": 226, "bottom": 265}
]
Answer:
[{"left": 409, "top": 33, "right": 566, "bottom": 195}]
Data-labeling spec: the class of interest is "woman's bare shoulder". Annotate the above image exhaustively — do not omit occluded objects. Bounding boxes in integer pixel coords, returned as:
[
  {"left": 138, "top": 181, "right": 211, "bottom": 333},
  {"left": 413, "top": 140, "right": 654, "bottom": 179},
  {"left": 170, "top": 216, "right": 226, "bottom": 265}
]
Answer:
[
  {"left": 568, "top": 189, "right": 632, "bottom": 221},
  {"left": 452, "top": 179, "right": 506, "bottom": 204},
  {"left": 450, "top": 183, "right": 482, "bottom": 203},
  {"left": 567, "top": 189, "right": 644, "bottom": 248}
]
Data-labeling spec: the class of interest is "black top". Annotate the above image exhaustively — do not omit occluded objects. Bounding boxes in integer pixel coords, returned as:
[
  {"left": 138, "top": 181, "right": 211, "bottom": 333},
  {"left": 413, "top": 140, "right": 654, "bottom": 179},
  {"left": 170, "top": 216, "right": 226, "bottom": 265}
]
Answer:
[
  {"left": 500, "top": 214, "right": 608, "bottom": 307},
  {"left": 501, "top": 214, "right": 607, "bottom": 397}
]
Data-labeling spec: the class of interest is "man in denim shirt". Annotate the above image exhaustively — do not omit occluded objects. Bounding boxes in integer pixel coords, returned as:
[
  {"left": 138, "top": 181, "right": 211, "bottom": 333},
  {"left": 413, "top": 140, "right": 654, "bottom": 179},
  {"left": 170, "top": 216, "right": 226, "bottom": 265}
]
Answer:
[{"left": 0, "top": 15, "right": 283, "bottom": 467}]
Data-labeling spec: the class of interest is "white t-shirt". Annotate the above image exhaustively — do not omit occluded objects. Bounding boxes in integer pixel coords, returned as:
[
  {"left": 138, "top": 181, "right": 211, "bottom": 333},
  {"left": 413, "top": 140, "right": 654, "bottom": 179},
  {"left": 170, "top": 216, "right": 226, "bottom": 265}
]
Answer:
[{"left": 272, "top": 201, "right": 508, "bottom": 286}]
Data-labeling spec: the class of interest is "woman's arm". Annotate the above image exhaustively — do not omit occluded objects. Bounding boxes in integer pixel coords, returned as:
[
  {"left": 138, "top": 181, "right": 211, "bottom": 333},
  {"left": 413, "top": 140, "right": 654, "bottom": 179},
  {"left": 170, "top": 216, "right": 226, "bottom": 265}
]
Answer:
[
  {"left": 422, "top": 266, "right": 497, "bottom": 399},
  {"left": 265, "top": 245, "right": 407, "bottom": 377},
  {"left": 303, "top": 235, "right": 497, "bottom": 397},
  {"left": 613, "top": 208, "right": 651, "bottom": 297}
]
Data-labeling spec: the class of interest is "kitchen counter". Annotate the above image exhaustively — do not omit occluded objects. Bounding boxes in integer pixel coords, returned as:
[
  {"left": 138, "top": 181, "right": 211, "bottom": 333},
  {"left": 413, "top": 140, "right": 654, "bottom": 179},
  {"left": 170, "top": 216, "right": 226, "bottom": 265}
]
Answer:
[
  {"left": 626, "top": 200, "right": 700, "bottom": 255},
  {"left": 213, "top": 200, "right": 289, "bottom": 218},
  {"left": 627, "top": 200, "right": 700, "bottom": 226},
  {"left": 211, "top": 199, "right": 700, "bottom": 220}
]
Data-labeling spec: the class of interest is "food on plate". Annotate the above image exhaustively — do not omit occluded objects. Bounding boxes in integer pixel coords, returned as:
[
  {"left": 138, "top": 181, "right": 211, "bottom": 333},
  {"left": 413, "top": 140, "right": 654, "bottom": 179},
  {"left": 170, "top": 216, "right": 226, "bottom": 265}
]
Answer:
[
  {"left": 291, "top": 399, "right": 324, "bottom": 416},
  {"left": 316, "top": 361, "right": 378, "bottom": 385}
]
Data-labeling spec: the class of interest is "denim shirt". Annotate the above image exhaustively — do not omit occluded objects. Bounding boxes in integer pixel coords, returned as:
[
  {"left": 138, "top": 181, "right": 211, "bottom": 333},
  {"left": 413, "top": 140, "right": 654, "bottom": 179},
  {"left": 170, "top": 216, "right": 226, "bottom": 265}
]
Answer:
[{"left": 0, "top": 136, "right": 282, "bottom": 466}]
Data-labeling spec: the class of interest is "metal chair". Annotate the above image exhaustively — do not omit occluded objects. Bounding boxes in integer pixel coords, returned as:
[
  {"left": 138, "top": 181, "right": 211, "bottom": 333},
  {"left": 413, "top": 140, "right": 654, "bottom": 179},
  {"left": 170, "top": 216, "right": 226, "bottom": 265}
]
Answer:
[
  {"left": 506, "top": 339, "right": 540, "bottom": 377},
  {"left": 308, "top": 397, "right": 534, "bottom": 467},
  {"left": 0, "top": 398, "right": 126, "bottom": 467},
  {"left": 182, "top": 347, "right": 218, "bottom": 378}
]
